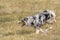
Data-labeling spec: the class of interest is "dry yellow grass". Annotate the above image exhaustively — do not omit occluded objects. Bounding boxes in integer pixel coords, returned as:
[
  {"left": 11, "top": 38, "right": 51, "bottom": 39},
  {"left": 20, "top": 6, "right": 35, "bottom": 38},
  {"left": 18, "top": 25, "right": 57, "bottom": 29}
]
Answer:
[{"left": 0, "top": 0, "right": 60, "bottom": 40}]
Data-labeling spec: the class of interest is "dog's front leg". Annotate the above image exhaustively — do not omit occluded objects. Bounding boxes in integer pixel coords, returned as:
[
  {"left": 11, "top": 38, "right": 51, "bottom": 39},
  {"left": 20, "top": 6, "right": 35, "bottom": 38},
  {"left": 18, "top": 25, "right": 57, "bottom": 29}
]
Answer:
[
  {"left": 35, "top": 27, "right": 44, "bottom": 34},
  {"left": 40, "top": 28, "right": 44, "bottom": 33},
  {"left": 36, "top": 28, "right": 40, "bottom": 34}
]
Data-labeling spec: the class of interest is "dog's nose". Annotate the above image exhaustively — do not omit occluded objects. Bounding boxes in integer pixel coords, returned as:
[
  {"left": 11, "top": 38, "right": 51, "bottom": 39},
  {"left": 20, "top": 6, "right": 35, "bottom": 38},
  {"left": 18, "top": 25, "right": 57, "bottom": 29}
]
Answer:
[{"left": 17, "top": 21, "right": 21, "bottom": 24}]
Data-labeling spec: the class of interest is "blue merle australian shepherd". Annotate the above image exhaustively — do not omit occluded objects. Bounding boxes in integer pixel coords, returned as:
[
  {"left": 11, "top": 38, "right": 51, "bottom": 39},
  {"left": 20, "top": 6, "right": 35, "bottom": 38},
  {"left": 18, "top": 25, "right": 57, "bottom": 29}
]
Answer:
[{"left": 19, "top": 10, "right": 56, "bottom": 34}]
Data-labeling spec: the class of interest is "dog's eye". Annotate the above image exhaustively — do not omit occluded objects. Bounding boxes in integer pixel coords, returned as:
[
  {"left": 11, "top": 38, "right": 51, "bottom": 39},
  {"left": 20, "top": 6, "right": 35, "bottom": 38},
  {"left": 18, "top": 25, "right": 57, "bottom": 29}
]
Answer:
[{"left": 23, "top": 18, "right": 28, "bottom": 21}]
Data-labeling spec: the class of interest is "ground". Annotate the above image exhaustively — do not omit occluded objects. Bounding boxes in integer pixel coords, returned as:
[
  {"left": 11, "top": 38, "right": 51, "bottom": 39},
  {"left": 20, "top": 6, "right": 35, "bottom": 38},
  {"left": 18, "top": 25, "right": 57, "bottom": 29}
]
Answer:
[{"left": 0, "top": 0, "right": 60, "bottom": 40}]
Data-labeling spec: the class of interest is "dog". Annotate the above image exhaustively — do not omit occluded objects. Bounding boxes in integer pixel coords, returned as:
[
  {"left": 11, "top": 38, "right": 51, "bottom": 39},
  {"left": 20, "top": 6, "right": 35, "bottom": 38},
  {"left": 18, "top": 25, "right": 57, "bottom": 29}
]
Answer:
[{"left": 19, "top": 10, "right": 56, "bottom": 34}]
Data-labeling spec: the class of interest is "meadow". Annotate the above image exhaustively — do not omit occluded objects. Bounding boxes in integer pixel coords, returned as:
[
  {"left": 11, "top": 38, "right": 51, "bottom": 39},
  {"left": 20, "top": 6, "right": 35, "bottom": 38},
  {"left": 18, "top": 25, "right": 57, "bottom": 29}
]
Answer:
[{"left": 0, "top": 0, "right": 60, "bottom": 40}]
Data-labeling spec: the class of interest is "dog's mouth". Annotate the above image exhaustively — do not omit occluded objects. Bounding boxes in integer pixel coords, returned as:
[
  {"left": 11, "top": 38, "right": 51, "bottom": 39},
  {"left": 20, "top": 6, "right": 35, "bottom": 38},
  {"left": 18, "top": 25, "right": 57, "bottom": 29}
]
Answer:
[{"left": 19, "top": 21, "right": 26, "bottom": 27}]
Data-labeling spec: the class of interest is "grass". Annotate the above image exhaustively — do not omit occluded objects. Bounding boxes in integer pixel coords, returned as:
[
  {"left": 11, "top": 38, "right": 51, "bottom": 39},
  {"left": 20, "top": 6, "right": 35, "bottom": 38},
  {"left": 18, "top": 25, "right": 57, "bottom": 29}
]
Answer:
[{"left": 0, "top": 0, "right": 60, "bottom": 40}]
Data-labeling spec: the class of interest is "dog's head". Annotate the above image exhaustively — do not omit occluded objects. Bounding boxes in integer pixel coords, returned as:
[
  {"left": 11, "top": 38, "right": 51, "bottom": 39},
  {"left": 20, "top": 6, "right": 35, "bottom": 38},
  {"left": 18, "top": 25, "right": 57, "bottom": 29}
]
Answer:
[{"left": 18, "top": 18, "right": 28, "bottom": 27}]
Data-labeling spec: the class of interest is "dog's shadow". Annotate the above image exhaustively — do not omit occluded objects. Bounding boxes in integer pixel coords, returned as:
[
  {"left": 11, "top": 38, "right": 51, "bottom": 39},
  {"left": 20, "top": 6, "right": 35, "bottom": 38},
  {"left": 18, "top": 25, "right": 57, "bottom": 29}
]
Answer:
[{"left": 16, "top": 30, "right": 35, "bottom": 35}]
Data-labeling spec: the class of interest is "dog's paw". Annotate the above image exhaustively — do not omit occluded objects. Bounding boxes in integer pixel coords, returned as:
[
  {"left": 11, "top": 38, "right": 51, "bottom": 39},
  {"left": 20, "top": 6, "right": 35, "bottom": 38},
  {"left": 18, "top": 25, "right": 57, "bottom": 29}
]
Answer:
[{"left": 44, "top": 29, "right": 49, "bottom": 34}]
